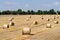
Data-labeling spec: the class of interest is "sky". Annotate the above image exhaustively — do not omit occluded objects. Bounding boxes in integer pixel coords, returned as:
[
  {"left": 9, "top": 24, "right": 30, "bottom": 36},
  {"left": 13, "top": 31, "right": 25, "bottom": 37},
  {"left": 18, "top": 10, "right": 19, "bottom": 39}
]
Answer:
[{"left": 0, "top": 0, "right": 60, "bottom": 11}]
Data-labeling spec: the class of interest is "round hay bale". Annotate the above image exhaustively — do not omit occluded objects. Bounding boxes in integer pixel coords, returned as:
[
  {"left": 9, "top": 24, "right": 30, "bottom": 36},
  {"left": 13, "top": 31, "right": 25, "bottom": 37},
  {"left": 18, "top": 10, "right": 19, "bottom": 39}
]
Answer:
[
  {"left": 46, "top": 19, "right": 50, "bottom": 21},
  {"left": 57, "top": 16, "right": 59, "bottom": 18},
  {"left": 41, "top": 17, "right": 44, "bottom": 20},
  {"left": 9, "top": 21, "right": 14, "bottom": 26},
  {"left": 3, "top": 24, "right": 9, "bottom": 29},
  {"left": 54, "top": 16, "right": 56, "bottom": 19},
  {"left": 9, "top": 17, "right": 14, "bottom": 21},
  {"left": 41, "top": 15, "right": 43, "bottom": 20},
  {"left": 22, "top": 27, "right": 31, "bottom": 35},
  {"left": 46, "top": 24, "right": 51, "bottom": 28},
  {"left": 11, "top": 17, "right": 14, "bottom": 19},
  {"left": 33, "top": 21, "right": 38, "bottom": 25},
  {"left": 26, "top": 18, "right": 29, "bottom": 21},
  {"left": 29, "top": 16, "right": 31, "bottom": 18},
  {"left": 41, "top": 15, "right": 43, "bottom": 17},
  {"left": 54, "top": 21, "right": 59, "bottom": 24},
  {"left": 54, "top": 17, "right": 56, "bottom": 19}
]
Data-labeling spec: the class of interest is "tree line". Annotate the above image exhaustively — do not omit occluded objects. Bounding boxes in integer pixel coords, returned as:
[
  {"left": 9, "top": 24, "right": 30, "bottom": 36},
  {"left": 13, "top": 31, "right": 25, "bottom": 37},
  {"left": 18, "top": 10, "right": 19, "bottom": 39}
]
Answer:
[{"left": 0, "top": 9, "right": 60, "bottom": 15}]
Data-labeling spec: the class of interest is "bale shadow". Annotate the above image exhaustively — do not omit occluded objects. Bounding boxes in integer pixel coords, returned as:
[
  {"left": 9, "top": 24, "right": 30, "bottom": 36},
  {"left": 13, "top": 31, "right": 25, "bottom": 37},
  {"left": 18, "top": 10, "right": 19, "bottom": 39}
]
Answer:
[
  {"left": 29, "top": 34, "right": 34, "bottom": 35},
  {"left": 22, "top": 33, "right": 34, "bottom": 36}
]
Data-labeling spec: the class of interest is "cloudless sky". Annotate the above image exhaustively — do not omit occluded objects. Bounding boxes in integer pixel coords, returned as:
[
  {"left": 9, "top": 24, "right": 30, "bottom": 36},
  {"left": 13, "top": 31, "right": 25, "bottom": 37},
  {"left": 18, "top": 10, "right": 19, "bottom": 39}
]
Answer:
[{"left": 0, "top": 0, "right": 60, "bottom": 11}]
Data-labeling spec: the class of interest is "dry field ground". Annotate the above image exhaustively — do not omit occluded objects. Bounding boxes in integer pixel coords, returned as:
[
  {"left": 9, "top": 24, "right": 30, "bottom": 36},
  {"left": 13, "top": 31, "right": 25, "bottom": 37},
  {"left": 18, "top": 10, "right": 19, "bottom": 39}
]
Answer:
[{"left": 0, "top": 15, "right": 60, "bottom": 40}]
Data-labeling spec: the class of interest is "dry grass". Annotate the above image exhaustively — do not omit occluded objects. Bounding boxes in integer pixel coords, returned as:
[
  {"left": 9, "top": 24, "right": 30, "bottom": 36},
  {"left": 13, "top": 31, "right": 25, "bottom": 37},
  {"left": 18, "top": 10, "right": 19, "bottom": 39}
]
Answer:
[{"left": 0, "top": 15, "right": 60, "bottom": 40}]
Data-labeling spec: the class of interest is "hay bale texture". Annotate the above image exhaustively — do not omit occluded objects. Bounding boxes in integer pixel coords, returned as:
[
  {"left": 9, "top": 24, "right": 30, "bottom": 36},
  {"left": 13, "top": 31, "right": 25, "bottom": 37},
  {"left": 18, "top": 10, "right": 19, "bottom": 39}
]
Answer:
[
  {"left": 9, "top": 21, "right": 14, "bottom": 26},
  {"left": 9, "top": 17, "right": 14, "bottom": 21},
  {"left": 46, "top": 24, "right": 51, "bottom": 28},
  {"left": 46, "top": 19, "right": 50, "bottom": 21},
  {"left": 26, "top": 18, "right": 29, "bottom": 21},
  {"left": 29, "top": 16, "right": 31, "bottom": 18},
  {"left": 42, "top": 17, "right": 44, "bottom": 20},
  {"left": 54, "top": 21, "right": 59, "bottom": 24},
  {"left": 22, "top": 27, "right": 31, "bottom": 35},
  {"left": 41, "top": 15, "right": 44, "bottom": 20},
  {"left": 33, "top": 21, "right": 38, "bottom": 25},
  {"left": 3, "top": 24, "right": 9, "bottom": 29},
  {"left": 54, "top": 16, "right": 56, "bottom": 19}
]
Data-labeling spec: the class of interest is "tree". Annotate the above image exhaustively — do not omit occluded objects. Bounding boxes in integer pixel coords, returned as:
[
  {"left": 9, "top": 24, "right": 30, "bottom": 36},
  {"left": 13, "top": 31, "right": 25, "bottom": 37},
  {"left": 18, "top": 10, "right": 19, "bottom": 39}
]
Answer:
[
  {"left": 22, "top": 11, "right": 27, "bottom": 15},
  {"left": 37, "top": 10, "right": 43, "bottom": 15},
  {"left": 1, "top": 10, "right": 11, "bottom": 15},
  {"left": 0, "top": 11, "right": 1, "bottom": 15},
  {"left": 27, "top": 10, "right": 31, "bottom": 15},
  {"left": 0, "top": 9, "right": 57, "bottom": 15},
  {"left": 48, "top": 9, "right": 56, "bottom": 14},
  {"left": 57, "top": 11, "right": 60, "bottom": 14},
  {"left": 17, "top": 9, "right": 22, "bottom": 15},
  {"left": 30, "top": 10, "right": 35, "bottom": 15},
  {"left": 43, "top": 11, "right": 48, "bottom": 15}
]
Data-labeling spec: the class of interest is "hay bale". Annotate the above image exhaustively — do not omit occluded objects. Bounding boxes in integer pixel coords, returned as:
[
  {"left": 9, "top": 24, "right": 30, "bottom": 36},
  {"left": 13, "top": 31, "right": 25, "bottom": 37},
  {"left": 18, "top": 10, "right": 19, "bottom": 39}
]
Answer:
[
  {"left": 26, "top": 18, "right": 29, "bottom": 21},
  {"left": 41, "top": 15, "right": 43, "bottom": 20},
  {"left": 41, "top": 17, "right": 44, "bottom": 20},
  {"left": 50, "top": 15, "right": 51, "bottom": 17},
  {"left": 22, "top": 27, "right": 31, "bottom": 35},
  {"left": 54, "top": 21, "right": 59, "bottom": 24},
  {"left": 9, "top": 17, "right": 14, "bottom": 21},
  {"left": 46, "top": 19, "right": 50, "bottom": 21},
  {"left": 41, "top": 15, "right": 43, "bottom": 17},
  {"left": 54, "top": 16, "right": 56, "bottom": 19},
  {"left": 46, "top": 24, "right": 51, "bottom": 28},
  {"left": 29, "top": 16, "right": 31, "bottom": 18},
  {"left": 57, "top": 16, "right": 59, "bottom": 18},
  {"left": 9, "top": 21, "right": 14, "bottom": 26},
  {"left": 33, "top": 21, "right": 38, "bottom": 25},
  {"left": 3, "top": 24, "right": 9, "bottom": 29},
  {"left": 54, "top": 17, "right": 56, "bottom": 19}
]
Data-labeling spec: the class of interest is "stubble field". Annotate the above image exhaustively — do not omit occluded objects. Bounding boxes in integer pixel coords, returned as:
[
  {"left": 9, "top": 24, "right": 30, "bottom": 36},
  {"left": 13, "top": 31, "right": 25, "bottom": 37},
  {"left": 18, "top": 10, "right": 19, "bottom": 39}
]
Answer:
[{"left": 0, "top": 15, "right": 60, "bottom": 40}]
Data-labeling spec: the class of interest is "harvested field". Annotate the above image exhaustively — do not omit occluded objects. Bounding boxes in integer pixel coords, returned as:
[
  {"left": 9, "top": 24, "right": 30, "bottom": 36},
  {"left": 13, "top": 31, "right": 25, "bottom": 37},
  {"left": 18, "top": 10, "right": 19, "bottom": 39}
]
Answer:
[{"left": 0, "top": 15, "right": 60, "bottom": 40}]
